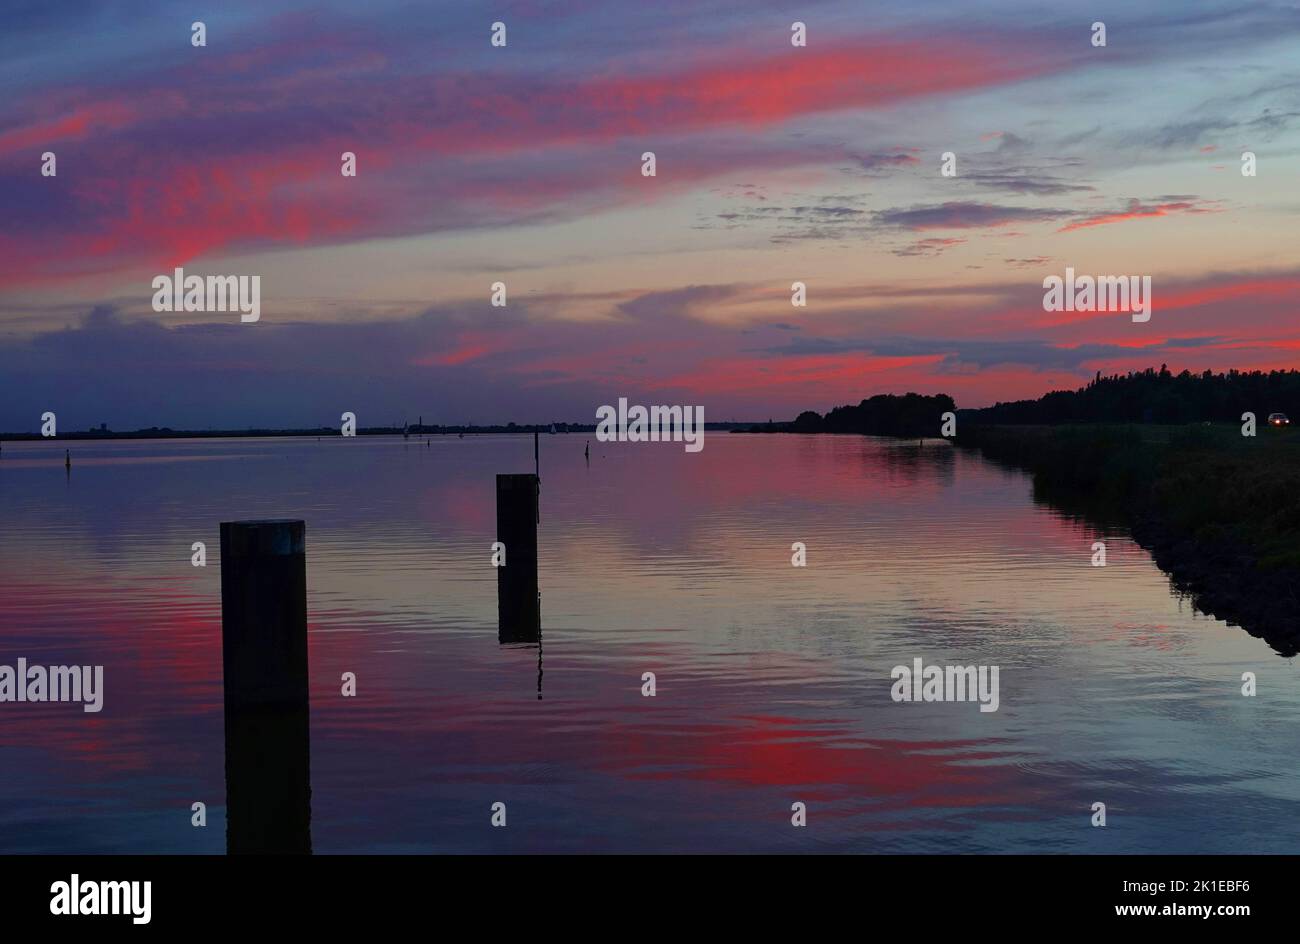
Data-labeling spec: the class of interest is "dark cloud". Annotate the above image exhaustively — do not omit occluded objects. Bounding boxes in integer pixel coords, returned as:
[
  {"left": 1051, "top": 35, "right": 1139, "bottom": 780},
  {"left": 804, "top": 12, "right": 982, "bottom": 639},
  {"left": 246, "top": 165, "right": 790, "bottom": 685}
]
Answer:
[
  {"left": 961, "top": 172, "right": 1094, "bottom": 195},
  {"left": 0, "top": 302, "right": 609, "bottom": 430},
  {"left": 990, "top": 132, "right": 1031, "bottom": 153},
  {"left": 893, "top": 237, "right": 966, "bottom": 257},
  {"left": 1144, "top": 106, "right": 1299, "bottom": 150},
  {"left": 704, "top": 193, "right": 875, "bottom": 242},
  {"left": 874, "top": 202, "right": 1071, "bottom": 230},
  {"left": 1149, "top": 117, "right": 1240, "bottom": 149},
  {"left": 844, "top": 150, "right": 922, "bottom": 174}
]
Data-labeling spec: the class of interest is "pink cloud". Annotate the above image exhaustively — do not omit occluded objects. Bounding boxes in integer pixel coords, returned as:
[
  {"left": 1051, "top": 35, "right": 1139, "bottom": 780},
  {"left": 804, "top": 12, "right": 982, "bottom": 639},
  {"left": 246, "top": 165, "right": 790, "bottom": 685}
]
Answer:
[{"left": 1057, "top": 198, "right": 1221, "bottom": 233}]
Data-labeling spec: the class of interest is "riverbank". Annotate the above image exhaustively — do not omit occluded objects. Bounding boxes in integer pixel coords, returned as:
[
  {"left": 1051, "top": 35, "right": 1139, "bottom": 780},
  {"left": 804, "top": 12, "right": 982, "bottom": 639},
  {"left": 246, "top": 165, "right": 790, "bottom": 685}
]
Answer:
[{"left": 956, "top": 423, "right": 1300, "bottom": 655}]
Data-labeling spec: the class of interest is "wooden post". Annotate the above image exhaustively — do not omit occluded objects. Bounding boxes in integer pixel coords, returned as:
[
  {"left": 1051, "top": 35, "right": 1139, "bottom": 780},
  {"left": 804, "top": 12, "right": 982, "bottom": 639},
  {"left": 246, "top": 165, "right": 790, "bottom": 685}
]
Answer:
[
  {"left": 220, "top": 519, "right": 312, "bottom": 854},
  {"left": 496, "top": 475, "right": 540, "bottom": 644}
]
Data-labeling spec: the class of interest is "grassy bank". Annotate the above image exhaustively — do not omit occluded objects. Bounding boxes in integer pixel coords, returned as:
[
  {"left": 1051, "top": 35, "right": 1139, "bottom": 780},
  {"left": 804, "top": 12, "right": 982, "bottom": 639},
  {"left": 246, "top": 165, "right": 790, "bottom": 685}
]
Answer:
[{"left": 957, "top": 423, "right": 1300, "bottom": 654}]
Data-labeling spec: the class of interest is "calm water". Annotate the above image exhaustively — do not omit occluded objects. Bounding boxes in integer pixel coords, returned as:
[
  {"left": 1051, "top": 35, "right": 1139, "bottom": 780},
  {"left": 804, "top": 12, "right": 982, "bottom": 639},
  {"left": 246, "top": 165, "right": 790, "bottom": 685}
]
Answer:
[{"left": 1, "top": 433, "right": 1297, "bottom": 854}]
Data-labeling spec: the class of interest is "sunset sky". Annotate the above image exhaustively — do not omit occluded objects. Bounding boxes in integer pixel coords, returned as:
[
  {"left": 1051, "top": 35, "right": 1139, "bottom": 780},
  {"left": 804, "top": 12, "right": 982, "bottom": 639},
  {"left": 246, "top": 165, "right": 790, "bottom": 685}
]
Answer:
[{"left": 1, "top": 0, "right": 1298, "bottom": 429}]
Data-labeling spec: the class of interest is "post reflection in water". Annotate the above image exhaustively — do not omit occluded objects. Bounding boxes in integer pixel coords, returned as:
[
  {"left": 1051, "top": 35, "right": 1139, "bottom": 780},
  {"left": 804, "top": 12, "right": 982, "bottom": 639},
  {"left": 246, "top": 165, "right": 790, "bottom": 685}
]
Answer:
[
  {"left": 220, "top": 519, "right": 313, "bottom": 855},
  {"left": 2, "top": 435, "right": 1300, "bottom": 853},
  {"left": 224, "top": 702, "right": 312, "bottom": 855}
]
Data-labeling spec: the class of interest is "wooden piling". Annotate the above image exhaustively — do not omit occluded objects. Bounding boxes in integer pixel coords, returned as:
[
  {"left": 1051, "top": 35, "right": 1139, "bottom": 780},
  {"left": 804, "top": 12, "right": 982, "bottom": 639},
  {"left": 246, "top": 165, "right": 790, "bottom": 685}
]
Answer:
[
  {"left": 496, "top": 474, "right": 540, "bottom": 644},
  {"left": 220, "top": 519, "right": 312, "bottom": 854}
]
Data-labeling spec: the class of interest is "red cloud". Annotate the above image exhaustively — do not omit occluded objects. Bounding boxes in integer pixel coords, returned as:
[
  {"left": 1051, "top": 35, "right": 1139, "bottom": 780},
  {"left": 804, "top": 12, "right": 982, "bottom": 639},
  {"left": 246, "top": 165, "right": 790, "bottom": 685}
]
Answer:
[
  {"left": 569, "top": 39, "right": 1053, "bottom": 135},
  {"left": 1157, "top": 276, "right": 1300, "bottom": 311},
  {"left": 1057, "top": 198, "right": 1221, "bottom": 233},
  {"left": 649, "top": 352, "right": 947, "bottom": 398},
  {"left": 0, "top": 100, "right": 138, "bottom": 158},
  {"left": 1035, "top": 274, "right": 1300, "bottom": 329},
  {"left": 0, "top": 30, "right": 1070, "bottom": 291},
  {"left": 414, "top": 331, "right": 507, "bottom": 367}
]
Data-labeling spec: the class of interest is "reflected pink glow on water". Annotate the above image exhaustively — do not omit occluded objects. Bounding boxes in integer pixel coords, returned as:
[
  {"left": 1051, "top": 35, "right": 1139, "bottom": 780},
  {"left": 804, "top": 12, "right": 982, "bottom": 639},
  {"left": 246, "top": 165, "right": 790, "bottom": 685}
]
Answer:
[{"left": 1, "top": 434, "right": 1298, "bottom": 852}]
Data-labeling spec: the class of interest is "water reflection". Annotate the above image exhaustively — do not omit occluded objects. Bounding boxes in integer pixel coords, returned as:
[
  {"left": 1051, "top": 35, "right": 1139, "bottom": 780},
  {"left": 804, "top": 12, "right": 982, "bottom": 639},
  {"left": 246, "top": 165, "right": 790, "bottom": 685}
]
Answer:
[
  {"left": 220, "top": 519, "right": 312, "bottom": 855},
  {"left": 0, "top": 434, "right": 1298, "bottom": 853},
  {"left": 224, "top": 703, "right": 311, "bottom": 854}
]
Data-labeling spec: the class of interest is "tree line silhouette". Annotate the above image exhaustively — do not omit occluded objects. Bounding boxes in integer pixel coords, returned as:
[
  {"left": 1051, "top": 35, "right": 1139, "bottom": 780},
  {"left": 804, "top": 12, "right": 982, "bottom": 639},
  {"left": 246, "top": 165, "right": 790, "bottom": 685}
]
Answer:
[
  {"left": 965, "top": 366, "right": 1300, "bottom": 425},
  {"left": 782, "top": 393, "right": 956, "bottom": 437}
]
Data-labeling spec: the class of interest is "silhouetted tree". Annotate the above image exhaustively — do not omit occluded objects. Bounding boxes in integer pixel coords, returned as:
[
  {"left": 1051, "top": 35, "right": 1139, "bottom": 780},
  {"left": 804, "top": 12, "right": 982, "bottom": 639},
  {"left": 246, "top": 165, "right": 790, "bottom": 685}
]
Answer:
[
  {"left": 820, "top": 393, "right": 955, "bottom": 437},
  {"left": 967, "top": 367, "right": 1300, "bottom": 425}
]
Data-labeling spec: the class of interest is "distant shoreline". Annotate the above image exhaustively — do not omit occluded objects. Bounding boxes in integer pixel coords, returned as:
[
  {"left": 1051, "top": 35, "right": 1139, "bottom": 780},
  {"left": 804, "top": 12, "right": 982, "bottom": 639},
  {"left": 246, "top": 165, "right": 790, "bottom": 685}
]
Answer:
[{"left": 0, "top": 422, "right": 755, "bottom": 442}]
